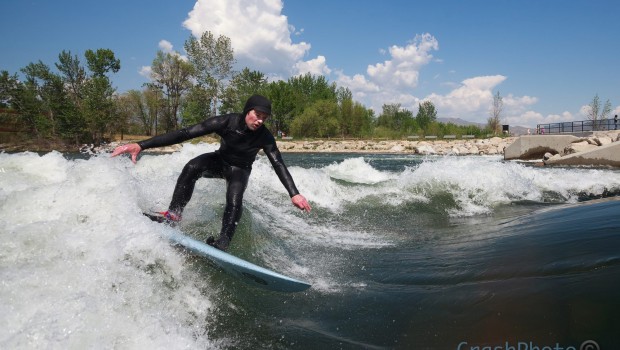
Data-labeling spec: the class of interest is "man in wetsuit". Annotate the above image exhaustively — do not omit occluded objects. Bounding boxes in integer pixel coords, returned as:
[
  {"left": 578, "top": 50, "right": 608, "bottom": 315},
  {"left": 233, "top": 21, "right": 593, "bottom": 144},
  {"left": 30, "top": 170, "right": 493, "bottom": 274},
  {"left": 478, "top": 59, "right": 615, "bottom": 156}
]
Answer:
[{"left": 111, "top": 94, "right": 311, "bottom": 250}]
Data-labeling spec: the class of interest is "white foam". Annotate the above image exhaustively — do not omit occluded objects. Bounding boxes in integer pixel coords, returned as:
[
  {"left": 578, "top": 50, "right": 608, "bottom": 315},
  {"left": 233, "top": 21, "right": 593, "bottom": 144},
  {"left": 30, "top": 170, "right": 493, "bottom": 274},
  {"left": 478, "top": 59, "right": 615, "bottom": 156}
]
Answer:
[
  {"left": 4, "top": 146, "right": 618, "bottom": 323},
  {"left": 325, "top": 157, "right": 395, "bottom": 184},
  {"left": 0, "top": 151, "right": 217, "bottom": 349},
  {"left": 399, "top": 156, "right": 620, "bottom": 216},
  {"left": 251, "top": 153, "right": 620, "bottom": 218},
  {"left": 245, "top": 155, "right": 397, "bottom": 293}
]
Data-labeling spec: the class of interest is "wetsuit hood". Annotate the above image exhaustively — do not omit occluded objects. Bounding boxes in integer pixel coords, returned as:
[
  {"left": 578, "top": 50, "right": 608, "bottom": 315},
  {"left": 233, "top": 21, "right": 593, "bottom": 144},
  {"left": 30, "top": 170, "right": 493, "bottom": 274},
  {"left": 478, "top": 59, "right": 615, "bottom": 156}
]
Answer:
[{"left": 242, "top": 94, "right": 271, "bottom": 116}]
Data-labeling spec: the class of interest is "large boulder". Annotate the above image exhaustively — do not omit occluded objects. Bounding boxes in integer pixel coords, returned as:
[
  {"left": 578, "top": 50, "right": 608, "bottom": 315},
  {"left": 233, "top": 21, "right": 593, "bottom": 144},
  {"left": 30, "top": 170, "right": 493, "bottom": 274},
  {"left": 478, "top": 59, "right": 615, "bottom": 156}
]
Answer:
[
  {"left": 545, "top": 141, "right": 620, "bottom": 167},
  {"left": 564, "top": 141, "right": 598, "bottom": 155}
]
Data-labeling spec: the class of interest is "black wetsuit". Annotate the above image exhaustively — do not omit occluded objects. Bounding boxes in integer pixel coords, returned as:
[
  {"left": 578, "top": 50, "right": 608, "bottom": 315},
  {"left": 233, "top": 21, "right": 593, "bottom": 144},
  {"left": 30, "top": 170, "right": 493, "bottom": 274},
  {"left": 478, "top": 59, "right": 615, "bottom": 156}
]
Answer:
[{"left": 138, "top": 113, "right": 299, "bottom": 248}]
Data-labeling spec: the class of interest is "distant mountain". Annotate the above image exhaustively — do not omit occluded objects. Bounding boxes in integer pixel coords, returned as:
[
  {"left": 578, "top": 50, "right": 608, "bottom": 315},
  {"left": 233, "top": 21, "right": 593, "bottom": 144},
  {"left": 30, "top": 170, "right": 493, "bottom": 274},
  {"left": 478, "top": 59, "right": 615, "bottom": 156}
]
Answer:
[
  {"left": 437, "top": 117, "right": 531, "bottom": 136},
  {"left": 437, "top": 117, "right": 484, "bottom": 127}
]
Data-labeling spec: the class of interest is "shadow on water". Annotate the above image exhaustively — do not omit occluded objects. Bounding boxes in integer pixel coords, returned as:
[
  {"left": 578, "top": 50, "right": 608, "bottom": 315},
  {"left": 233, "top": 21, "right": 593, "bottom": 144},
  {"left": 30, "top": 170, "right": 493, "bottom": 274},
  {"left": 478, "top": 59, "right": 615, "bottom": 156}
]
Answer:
[{"left": 368, "top": 199, "right": 620, "bottom": 349}]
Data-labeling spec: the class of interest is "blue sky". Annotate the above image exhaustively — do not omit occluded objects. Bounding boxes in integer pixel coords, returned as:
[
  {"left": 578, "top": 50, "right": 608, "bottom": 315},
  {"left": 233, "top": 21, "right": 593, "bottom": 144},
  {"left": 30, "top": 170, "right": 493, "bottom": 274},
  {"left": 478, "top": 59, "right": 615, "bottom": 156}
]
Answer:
[{"left": 1, "top": 0, "right": 619, "bottom": 128}]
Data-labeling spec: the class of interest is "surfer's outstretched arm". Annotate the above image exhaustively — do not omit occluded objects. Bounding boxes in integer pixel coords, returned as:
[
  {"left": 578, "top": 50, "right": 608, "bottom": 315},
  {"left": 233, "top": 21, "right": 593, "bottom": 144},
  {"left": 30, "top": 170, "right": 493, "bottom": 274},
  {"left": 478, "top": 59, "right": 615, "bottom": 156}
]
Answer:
[
  {"left": 263, "top": 142, "right": 312, "bottom": 213},
  {"left": 111, "top": 116, "right": 227, "bottom": 165},
  {"left": 111, "top": 143, "right": 142, "bottom": 164}
]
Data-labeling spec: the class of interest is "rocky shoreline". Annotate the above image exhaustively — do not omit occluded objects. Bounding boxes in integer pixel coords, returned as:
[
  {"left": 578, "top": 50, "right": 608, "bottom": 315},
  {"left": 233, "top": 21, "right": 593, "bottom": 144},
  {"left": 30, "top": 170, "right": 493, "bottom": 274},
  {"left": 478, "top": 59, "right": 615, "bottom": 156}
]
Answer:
[
  {"left": 276, "top": 137, "right": 516, "bottom": 155},
  {"left": 93, "top": 136, "right": 517, "bottom": 156},
  {"left": 4, "top": 132, "right": 619, "bottom": 167}
]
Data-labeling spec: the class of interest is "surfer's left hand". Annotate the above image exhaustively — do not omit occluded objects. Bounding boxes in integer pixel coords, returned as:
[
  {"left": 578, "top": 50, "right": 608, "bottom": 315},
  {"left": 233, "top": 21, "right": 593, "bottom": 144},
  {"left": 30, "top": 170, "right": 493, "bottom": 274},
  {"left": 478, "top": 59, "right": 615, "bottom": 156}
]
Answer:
[{"left": 291, "top": 194, "right": 312, "bottom": 213}]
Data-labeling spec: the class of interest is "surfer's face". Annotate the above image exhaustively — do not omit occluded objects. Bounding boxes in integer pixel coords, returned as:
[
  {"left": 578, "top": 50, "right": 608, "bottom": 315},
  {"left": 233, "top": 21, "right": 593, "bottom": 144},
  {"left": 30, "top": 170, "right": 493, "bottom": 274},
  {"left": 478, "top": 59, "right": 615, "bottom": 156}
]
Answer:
[{"left": 245, "top": 109, "right": 269, "bottom": 131}]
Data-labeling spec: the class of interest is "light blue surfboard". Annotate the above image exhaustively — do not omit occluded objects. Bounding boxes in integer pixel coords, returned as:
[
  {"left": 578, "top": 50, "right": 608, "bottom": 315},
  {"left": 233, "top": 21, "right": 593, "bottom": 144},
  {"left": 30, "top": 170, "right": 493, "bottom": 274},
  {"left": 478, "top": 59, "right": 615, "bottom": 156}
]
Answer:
[{"left": 164, "top": 231, "right": 311, "bottom": 293}]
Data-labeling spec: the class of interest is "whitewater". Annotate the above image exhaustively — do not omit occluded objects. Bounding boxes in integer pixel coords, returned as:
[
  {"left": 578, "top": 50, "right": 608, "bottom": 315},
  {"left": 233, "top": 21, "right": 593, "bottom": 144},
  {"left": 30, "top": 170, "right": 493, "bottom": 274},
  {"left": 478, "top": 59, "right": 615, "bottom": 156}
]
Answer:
[{"left": 2, "top": 143, "right": 619, "bottom": 349}]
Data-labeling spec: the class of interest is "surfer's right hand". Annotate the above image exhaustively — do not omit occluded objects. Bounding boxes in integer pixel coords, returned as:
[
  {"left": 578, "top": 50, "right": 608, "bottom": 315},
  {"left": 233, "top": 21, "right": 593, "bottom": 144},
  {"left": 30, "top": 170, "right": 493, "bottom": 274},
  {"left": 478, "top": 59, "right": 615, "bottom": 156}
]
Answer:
[
  {"left": 291, "top": 194, "right": 312, "bottom": 213},
  {"left": 111, "top": 143, "right": 142, "bottom": 164}
]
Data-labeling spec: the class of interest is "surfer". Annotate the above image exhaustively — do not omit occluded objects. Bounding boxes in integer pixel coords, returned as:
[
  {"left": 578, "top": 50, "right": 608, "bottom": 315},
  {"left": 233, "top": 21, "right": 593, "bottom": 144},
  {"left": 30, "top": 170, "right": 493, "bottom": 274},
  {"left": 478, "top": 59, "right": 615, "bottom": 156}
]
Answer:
[{"left": 111, "top": 94, "right": 311, "bottom": 250}]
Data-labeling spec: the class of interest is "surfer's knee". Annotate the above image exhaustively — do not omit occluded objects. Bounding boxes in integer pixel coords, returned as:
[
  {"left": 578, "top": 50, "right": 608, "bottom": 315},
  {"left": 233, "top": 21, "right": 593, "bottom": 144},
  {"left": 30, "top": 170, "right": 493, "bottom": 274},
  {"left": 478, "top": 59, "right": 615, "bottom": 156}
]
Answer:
[{"left": 182, "top": 158, "right": 204, "bottom": 176}]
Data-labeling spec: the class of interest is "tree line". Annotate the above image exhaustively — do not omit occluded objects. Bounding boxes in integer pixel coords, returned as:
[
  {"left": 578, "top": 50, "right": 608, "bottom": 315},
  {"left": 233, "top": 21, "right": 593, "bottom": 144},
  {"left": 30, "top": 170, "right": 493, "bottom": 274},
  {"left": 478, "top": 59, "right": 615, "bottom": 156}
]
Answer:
[
  {"left": 1, "top": 49, "right": 121, "bottom": 144},
  {"left": 1, "top": 32, "right": 496, "bottom": 146}
]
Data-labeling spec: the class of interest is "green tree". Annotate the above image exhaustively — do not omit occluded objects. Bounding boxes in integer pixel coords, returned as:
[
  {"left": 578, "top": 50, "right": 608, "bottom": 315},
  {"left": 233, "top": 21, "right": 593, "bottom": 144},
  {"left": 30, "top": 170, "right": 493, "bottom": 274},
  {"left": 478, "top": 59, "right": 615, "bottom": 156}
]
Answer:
[
  {"left": 0, "top": 70, "right": 20, "bottom": 108},
  {"left": 185, "top": 32, "right": 236, "bottom": 116},
  {"left": 181, "top": 85, "right": 212, "bottom": 126},
  {"left": 16, "top": 62, "right": 54, "bottom": 137},
  {"left": 487, "top": 91, "right": 503, "bottom": 135},
  {"left": 55, "top": 50, "right": 86, "bottom": 105},
  {"left": 416, "top": 100, "right": 437, "bottom": 131},
  {"left": 0, "top": 71, "right": 24, "bottom": 136},
  {"left": 287, "top": 73, "right": 337, "bottom": 116},
  {"left": 586, "top": 93, "right": 612, "bottom": 130},
  {"left": 333, "top": 87, "right": 375, "bottom": 138},
  {"left": 337, "top": 87, "right": 353, "bottom": 137},
  {"left": 2, "top": 48, "right": 120, "bottom": 145},
  {"left": 54, "top": 51, "right": 88, "bottom": 142},
  {"left": 19, "top": 61, "right": 81, "bottom": 140},
  {"left": 143, "top": 86, "right": 165, "bottom": 134},
  {"left": 81, "top": 49, "right": 121, "bottom": 143},
  {"left": 290, "top": 99, "right": 340, "bottom": 138},
  {"left": 377, "top": 103, "right": 397, "bottom": 129},
  {"left": 149, "top": 50, "right": 194, "bottom": 132},
  {"left": 351, "top": 101, "right": 375, "bottom": 138},
  {"left": 82, "top": 76, "right": 115, "bottom": 143},
  {"left": 85, "top": 48, "right": 120, "bottom": 77},
  {"left": 125, "top": 88, "right": 164, "bottom": 135},
  {"left": 112, "top": 93, "right": 134, "bottom": 140},
  {"left": 266, "top": 80, "right": 297, "bottom": 134},
  {"left": 220, "top": 67, "right": 268, "bottom": 114},
  {"left": 378, "top": 103, "right": 415, "bottom": 135}
]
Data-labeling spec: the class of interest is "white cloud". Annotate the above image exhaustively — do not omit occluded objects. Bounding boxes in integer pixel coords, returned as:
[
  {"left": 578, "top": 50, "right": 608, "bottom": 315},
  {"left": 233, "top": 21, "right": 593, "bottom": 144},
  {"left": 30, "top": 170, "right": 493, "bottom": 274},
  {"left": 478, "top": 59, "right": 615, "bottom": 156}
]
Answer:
[
  {"left": 426, "top": 75, "right": 506, "bottom": 117},
  {"left": 333, "top": 33, "right": 439, "bottom": 113},
  {"left": 546, "top": 111, "right": 575, "bottom": 123},
  {"left": 138, "top": 66, "right": 152, "bottom": 78},
  {"left": 366, "top": 33, "right": 438, "bottom": 88},
  {"left": 503, "top": 94, "right": 538, "bottom": 111},
  {"left": 504, "top": 111, "right": 543, "bottom": 126},
  {"left": 183, "top": 0, "right": 312, "bottom": 77},
  {"left": 177, "top": 2, "right": 557, "bottom": 128},
  {"left": 139, "top": 40, "right": 188, "bottom": 80},
  {"left": 294, "top": 55, "right": 331, "bottom": 76},
  {"left": 158, "top": 39, "right": 188, "bottom": 61},
  {"left": 503, "top": 110, "right": 578, "bottom": 128},
  {"left": 579, "top": 104, "right": 591, "bottom": 118},
  {"left": 335, "top": 71, "right": 380, "bottom": 93},
  {"left": 289, "top": 24, "right": 304, "bottom": 36},
  {"left": 159, "top": 40, "right": 174, "bottom": 53}
]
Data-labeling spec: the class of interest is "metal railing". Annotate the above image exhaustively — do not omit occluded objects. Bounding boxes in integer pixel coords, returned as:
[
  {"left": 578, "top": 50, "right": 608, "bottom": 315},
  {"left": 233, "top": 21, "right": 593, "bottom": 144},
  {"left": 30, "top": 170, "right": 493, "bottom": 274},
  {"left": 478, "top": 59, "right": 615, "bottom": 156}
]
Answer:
[{"left": 536, "top": 118, "right": 619, "bottom": 134}]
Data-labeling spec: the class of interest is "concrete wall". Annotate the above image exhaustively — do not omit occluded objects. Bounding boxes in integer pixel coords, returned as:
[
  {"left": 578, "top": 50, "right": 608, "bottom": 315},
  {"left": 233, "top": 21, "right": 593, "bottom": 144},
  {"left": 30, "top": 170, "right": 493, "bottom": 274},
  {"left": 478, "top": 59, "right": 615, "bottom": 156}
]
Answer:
[{"left": 504, "top": 135, "right": 580, "bottom": 160}]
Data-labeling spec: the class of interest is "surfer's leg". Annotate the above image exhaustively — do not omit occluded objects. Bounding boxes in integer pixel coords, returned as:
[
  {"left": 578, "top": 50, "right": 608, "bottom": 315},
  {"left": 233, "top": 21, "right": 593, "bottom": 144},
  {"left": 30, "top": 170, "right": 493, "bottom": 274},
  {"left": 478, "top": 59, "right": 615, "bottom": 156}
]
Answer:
[
  {"left": 208, "top": 165, "right": 251, "bottom": 250},
  {"left": 168, "top": 152, "right": 224, "bottom": 215}
]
